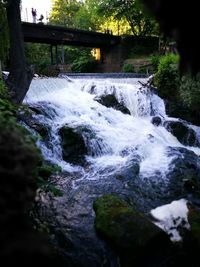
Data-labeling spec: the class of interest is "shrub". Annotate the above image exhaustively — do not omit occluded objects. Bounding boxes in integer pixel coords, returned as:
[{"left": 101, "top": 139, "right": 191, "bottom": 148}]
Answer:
[
  {"left": 154, "top": 53, "right": 180, "bottom": 100},
  {"left": 0, "top": 79, "right": 17, "bottom": 117},
  {"left": 150, "top": 54, "right": 161, "bottom": 72},
  {"left": 71, "top": 56, "right": 98, "bottom": 73},
  {"left": 179, "top": 73, "right": 200, "bottom": 111},
  {"left": 122, "top": 63, "right": 134, "bottom": 73}
]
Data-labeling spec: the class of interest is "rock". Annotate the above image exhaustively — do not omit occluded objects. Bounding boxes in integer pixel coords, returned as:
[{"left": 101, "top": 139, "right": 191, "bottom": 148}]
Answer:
[
  {"left": 166, "top": 147, "right": 200, "bottom": 201},
  {"left": 28, "top": 102, "right": 58, "bottom": 119},
  {"left": 93, "top": 194, "right": 171, "bottom": 266},
  {"left": 151, "top": 116, "right": 162, "bottom": 126},
  {"left": 59, "top": 126, "right": 87, "bottom": 165},
  {"left": 0, "top": 115, "right": 61, "bottom": 266},
  {"left": 95, "top": 94, "right": 130, "bottom": 114},
  {"left": 165, "top": 100, "right": 200, "bottom": 126},
  {"left": 181, "top": 204, "right": 200, "bottom": 265},
  {"left": 18, "top": 109, "right": 50, "bottom": 140},
  {"left": 164, "top": 120, "right": 199, "bottom": 147}
]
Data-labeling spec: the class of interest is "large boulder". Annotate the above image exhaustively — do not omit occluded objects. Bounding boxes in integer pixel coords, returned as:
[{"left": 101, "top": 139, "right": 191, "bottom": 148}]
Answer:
[
  {"left": 93, "top": 194, "right": 171, "bottom": 266},
  {"left": 164, "top": 120, "right": 199, "bottom": 147},
  {"left": 0, "top": 115, "right": 61, "bottom": 266},
  {"left": 166, "top": 147, "right": 200, "bottom": 201},
  {"left": 59, "top": 126, "right": 88, "bottom": 165},
  {"left": 179, "top": 204, "right": 200, "bottom": 265}
]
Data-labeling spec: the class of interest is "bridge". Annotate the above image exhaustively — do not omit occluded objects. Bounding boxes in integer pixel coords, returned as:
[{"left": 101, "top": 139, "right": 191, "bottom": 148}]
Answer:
[{"left": 22, "top": 22, "right": 122, "bottom": 72}]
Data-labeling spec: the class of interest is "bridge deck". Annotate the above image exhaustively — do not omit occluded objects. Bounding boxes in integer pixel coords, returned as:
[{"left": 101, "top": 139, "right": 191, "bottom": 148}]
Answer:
[{"left": 22, "top": 22, "right": 121, "bottom": 48}]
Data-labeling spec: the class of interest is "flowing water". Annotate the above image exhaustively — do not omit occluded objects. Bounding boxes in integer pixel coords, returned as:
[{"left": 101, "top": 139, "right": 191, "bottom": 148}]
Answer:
[
  {"left": 23, "top": 76, "right": 200, "bottom": 266},
  {"left": 24, "top": 77, "right": 200, "bottom": 182}
]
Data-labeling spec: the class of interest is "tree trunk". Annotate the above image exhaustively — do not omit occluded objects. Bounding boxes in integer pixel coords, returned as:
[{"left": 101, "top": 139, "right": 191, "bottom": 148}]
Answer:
[
  {"left": 0, "top": 60, "right": 2, "bottom": 79},
  {"left": 6, "top": 0, "right": 33, "bottom": 104}
]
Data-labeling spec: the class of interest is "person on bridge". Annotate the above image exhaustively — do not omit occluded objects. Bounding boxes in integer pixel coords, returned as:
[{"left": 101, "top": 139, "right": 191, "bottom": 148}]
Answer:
[
  {"left": 38, "top": 14, "right": 44, "bottom": 23},
  {"left": 31, "top": 8, "right": 37, "bottom": 23}
]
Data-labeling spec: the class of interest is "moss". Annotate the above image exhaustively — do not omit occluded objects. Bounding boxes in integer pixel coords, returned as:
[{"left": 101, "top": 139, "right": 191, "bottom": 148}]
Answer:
[
  {"left": 0, "top": 79, "right": 17, "bottom": 117},
  {"left": 35, "top": 163, "right": 63, "bottom": 196},
  {"left": 93, "top": 194, "right": 170, "bottom": 266},
  {"left": 36, "top": 163, "right": 62, "bottom": 181},
  {"left": 0, "top": 80, "right": 64, "bottom": 264}
]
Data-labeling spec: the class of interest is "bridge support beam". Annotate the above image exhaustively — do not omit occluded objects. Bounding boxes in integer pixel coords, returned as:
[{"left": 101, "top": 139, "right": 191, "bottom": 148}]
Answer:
[
  {"left": 99, "top": 44, "right": 122, "bottom": 72},
  {"left": 50, "top": 44, "right": 59, "bottom": 65}
]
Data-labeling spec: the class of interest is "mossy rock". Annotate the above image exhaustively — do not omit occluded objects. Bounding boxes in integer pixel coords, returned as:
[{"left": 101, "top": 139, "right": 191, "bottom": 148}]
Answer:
[
  {"left": 93, "top": 194, "right": 170, "bottom": 266},
  {"left": 184, "top": 205, "right": 200, "bottom": 249}
]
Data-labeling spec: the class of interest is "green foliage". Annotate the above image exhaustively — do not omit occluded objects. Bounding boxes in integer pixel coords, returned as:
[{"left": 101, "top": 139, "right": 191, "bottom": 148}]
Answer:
[
  {"left": 50, "top": 0, "right": 81, "bottom": 27},
  {"left": 73, "top": 3, "right": 97, "bottom": 31},
  {"left": 154, "top": 53, "right": 180, "bottom": 100},
  {"left": 179, "top": 73, "right": 200, "bottom": 111},
  {"left": 0, "top": 78, "right": 8, "bottom": 98},
  {"left": 50, "top": 0, "right": 158, "bottom": 36},
  {"left": 71, "top": 55, "right": 98, "bottom": 73},
  {"left": 25, "top": 43, "right": 51, "bottom": 75},
  {"left": 36, "top": 163, "right": 61, "bottom": 181},
  {"left": 95, "top": 0, "right": 159, "bottom": 36},
  {"left": 0, "top": 79, "right": 63, "bottom": 197},
  {"left": 0, "top": 79, "right": 17, "bottom": 117},
  {"left": 122, "top": 63, "right": 134, "bottom": 73},
  {"left": 50, "top": 0, "right": 103, "bottom": 31},
  {"left": 149, "top": 53, "right": 161, "bottom": 72},
  {"left": 34, "top": 163, "right": 63, "bottom": 196},
  {"left": 64, "top": 46, "right": 93, "bottom": 64}
]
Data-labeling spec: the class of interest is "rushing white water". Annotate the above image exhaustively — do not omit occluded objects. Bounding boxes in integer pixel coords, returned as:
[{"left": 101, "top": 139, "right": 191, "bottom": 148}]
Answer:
[
  {"left": 24, "top": 77, "right": 200, "bottom": 182},
  {"left": 150, "top": 198, "right": 190, "bottom": 242}
]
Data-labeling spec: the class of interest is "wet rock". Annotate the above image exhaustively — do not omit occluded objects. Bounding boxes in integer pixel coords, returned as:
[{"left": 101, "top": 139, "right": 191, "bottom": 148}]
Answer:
[
  {"left": 164, "top": 120, "right": 199, "bottom": 147},
  {"left": 35, "top": 175, "right": 120, "bottom": 267},
  {"left": 59, "top": 126, "right": 88, "bottom": 165},
  {"left": 166, "top": 147, "right": 200, "bottom": 200},
  {"left": 93, "top": 194, "right": 171, "bottom": 266},
  {"left": 185, "top": 204, "right": 200, "bottom": 243},
  {"left": 165, "top": 100, "right": 200, "bottom": 125},
  {"left": 95, "top": 94, "right": 130, "bottom": 115},
  {"left": 0, "top": 115, "right": 61, "bottom": 266},
  {"left": 29, "top": 102, "right": 59, "bottom": 119},
  {"left": 115, "top": 156, "right": 140, "bottom": 181},
  {"left": 18, "top": 109, "right": 50, "bottom": 140},
  {"left": 181, "top": 204, "right": 200, "bottom": 265},
  {"left": 151, "top": 116, "right": 162, "bottom": 126}
]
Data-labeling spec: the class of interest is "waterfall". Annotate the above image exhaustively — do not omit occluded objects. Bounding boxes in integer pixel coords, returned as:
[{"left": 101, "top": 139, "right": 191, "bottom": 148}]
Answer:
[
  {"left": 22, "top": 76, "right": 200, "bottom": 266},
  {"left": 23, "top": 77, "right": 200, "bottom": 185}
]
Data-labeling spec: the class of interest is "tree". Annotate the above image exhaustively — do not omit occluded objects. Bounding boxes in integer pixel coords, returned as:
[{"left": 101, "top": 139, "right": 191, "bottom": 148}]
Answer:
[
  {"left": 4, "top": 0, "right": 33, "bottom": 104},
  {"left": 95, "top": 0, "right": 158, "bottom": 36},
  {"left": 50, "top": 0, "right": 81, "bottom": 27},
  {"left": 141, "top": 0, "right": 200, "bottom": 73},
  {"left": 0, "top": 2, "right": 9, "bottom": 76},
  {"left": 73, "top": 4, "right": 97, "bottom": 31}
]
